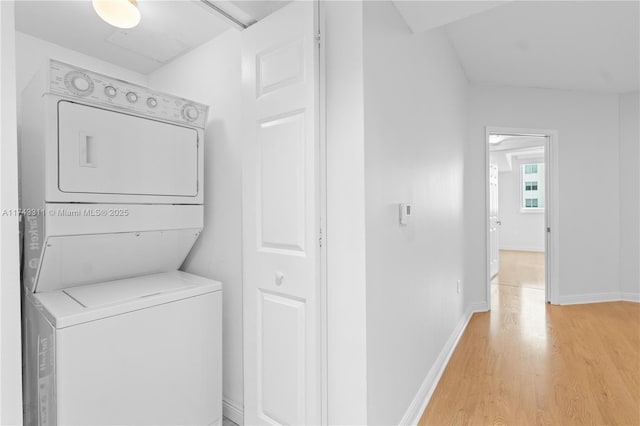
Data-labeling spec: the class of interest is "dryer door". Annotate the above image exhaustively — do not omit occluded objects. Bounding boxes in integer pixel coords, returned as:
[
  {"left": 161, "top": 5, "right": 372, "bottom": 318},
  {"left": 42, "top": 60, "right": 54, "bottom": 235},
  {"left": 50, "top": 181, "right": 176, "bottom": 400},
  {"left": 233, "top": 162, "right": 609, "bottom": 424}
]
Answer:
[{"left": 58, "top": 101, "right": 198, "bottom": 198}]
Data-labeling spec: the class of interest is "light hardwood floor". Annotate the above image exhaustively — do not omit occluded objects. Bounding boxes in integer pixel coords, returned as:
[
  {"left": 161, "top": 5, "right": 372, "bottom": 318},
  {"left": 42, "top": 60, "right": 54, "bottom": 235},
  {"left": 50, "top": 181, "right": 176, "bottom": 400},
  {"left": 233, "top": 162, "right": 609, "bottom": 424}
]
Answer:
[
  {"left": 420, "top": 251, "right": 640, "bottom": 426},
  {"left": 491, "top": 250, "right": 545, "bottom": 290}
]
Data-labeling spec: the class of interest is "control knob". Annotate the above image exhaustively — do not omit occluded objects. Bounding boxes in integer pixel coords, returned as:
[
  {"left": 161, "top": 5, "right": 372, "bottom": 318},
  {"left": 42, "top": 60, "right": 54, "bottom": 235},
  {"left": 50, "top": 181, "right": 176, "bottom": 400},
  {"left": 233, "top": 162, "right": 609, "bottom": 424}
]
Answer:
[
  {"left": 126, "top": 92, "right": 139, "bottom": 103},
  {"left": 104, "top": 86, "right": 117, "bottom": 98},
  {"left": 182, "top": 104, "right": 199, "bottom": 121},
  {"left": 64, "top": 71, "right": 94, "bottom": 96}
]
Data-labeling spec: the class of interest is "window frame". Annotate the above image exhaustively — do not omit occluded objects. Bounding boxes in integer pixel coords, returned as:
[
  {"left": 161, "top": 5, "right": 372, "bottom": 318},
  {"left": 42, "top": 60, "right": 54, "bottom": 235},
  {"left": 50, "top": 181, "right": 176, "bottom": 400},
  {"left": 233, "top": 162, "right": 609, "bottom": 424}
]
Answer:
[{"left": 520, "top": 162, "right": 545, "bottom": 213}]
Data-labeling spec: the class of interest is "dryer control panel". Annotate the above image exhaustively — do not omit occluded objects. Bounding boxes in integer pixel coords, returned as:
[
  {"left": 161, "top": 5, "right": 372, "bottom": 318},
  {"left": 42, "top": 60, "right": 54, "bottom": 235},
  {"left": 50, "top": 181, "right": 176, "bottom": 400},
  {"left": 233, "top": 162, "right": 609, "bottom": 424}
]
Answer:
[{"left": 47, "top": 60, "right": 208, "bottom": 128}]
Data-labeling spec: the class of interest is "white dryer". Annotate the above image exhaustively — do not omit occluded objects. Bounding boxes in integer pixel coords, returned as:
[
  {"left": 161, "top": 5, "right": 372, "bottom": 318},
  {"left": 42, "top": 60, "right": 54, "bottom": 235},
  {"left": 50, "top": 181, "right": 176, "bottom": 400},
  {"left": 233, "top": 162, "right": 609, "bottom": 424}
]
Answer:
[{"left": 23, "top": 271, "right": 222, "bottom": 426}]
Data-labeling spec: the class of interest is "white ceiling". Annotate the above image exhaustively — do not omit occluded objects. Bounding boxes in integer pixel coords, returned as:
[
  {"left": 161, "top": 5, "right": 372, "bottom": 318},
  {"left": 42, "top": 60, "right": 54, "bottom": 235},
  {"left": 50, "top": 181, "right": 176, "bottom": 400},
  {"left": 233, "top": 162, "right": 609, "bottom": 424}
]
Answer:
[
  {"left": 491, "top": 148, "right": 545, "bottom": 172},
  {"left": 392, "top": 1, "right": 508, "bottom": 34},
  {"left": 489, "top": 135, "right": 547, "bottom": 152},
  {"left": 490, "top": 139, "right": 545, "bottom": 173},
  {"left": 16, "top": 1, "right": 639, "bottom": 92},
  {"left": 15, "top": 1, "right": 248, "bottom": 74},
  {"left": 443, "top": 1, "right": 639, "bottom": 93},
  {"left": 228, "top": 0, "right": 291, "bottom": 22}
]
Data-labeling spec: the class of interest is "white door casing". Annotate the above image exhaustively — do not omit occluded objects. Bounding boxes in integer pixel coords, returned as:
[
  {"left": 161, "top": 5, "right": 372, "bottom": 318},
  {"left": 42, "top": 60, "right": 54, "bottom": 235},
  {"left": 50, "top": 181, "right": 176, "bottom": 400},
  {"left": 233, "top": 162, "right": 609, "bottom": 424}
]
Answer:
[
  {"left": 241, "top": 2, "right": 321, "bottom": 425},
  {"left": 489, "top": 162, "right": 500, "bottom": 279},
  {"left": 485, "top": 127, "right": 558, "bottom": 306}
]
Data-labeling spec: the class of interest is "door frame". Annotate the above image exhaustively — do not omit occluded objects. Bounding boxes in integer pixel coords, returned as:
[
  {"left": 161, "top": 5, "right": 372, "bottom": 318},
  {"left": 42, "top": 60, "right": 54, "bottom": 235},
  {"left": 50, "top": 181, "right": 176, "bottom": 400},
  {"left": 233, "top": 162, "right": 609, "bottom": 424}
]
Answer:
[
  {"left": 484, "top": 126, "right": 559, "bottom": 307},
  {"left": 317, "top": 0, "right": 328, "bottom": 423},
  {"left": 0, "top": 2, "right": 24, "bottom": 424}
]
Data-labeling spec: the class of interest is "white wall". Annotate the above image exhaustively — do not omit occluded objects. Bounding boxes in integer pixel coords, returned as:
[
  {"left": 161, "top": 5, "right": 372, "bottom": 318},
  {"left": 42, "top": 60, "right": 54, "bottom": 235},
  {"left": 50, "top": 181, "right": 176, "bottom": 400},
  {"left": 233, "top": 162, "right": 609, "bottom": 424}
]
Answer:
[
  {"left": 494, "top": 155, "right": 545, "bottom": 252},
  {"left": 147, "top": 29, "right": 245, "bottom": 414},
  {"left": 362, "top": 2, "right": 468, "bottom": 424},
  {"left": 324, "top": 1, "right": 369, "bottom": 424},
  {"left": 619, "top": 92, "right": 639, "bottom": 300},
  {"left": 15, "top": 32, "right": 147, "bottom": 97},
  {"left": 1, "top": 3, "right": 23, "bottom": 424},
  {"left": 466, "top": 85, "right": 620, "bottom": 305}
]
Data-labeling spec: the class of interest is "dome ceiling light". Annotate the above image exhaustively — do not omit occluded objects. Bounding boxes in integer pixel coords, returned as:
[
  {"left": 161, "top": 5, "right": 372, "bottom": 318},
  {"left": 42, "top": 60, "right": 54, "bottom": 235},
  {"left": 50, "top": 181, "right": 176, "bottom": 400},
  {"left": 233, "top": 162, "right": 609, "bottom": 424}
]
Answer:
[{"left": 92, "top": 0, "right": 141, "bottom": 29}]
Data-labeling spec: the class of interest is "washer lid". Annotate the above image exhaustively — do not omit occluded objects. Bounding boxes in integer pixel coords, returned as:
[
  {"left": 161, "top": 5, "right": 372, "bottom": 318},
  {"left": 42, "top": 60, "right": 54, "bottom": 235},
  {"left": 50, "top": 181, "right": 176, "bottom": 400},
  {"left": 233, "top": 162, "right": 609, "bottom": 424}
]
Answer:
[
  {"left": 33, "top": 271, "right": 221, "bottom": 329},
  {"left": 32, "top": 228, "right": 202, "bottom": 294},
  {"left": 65, "top": 271, "right": 200, "bottom": 308}
]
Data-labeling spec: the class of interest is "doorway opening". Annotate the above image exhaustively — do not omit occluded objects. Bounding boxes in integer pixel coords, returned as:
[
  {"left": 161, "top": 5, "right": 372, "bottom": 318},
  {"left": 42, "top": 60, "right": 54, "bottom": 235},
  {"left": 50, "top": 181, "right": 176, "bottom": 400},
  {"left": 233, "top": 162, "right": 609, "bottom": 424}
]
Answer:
[{"left": 485, "top": 127, "right": 558, "bottom": 308}]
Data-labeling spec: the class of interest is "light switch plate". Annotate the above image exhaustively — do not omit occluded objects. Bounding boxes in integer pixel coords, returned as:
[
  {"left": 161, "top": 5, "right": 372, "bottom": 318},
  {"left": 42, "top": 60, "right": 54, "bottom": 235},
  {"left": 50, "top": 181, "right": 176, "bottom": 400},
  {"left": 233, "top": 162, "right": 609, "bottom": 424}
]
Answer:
[{"left": 399, "top": 203, "right": 411, "bottom": 225}]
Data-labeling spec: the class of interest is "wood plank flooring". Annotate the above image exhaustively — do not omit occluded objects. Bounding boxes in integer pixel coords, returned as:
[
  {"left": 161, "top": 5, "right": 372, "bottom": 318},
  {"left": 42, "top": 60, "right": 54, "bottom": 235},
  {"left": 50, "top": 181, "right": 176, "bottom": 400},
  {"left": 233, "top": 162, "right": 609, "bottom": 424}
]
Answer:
[
  {"left": 491, "top": 250, "right": 545, "bottom": 290},
  {"left": 420, "top": 251, "right": 640, "bottom": 426}
]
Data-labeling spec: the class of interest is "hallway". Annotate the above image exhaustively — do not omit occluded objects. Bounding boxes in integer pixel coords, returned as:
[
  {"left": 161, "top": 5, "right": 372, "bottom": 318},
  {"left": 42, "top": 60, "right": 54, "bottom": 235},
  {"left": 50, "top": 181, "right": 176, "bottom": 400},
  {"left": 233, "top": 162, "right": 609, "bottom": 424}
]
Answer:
[{"left": 419, "top": 252, "right": 640, "bottom": 425}]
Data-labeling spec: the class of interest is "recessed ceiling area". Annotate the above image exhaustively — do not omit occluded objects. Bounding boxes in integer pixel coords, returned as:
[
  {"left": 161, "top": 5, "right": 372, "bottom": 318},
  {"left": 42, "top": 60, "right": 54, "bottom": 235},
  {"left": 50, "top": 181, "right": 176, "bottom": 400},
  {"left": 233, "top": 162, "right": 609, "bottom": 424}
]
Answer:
[
  {"left": 490, "top": 146, "right": 545, "bottom": 173},
  {"left": 489, "top": 135, "right": 547, "bottom": 151},
  {"left": 14, "top": 1, "right": 289, "bottom": 74},
  {"left": 443, "top": 1, "right": 639, "bottom": 93},
  {"left": 490, "top": 135, "right": 546, "bottom": 173}
]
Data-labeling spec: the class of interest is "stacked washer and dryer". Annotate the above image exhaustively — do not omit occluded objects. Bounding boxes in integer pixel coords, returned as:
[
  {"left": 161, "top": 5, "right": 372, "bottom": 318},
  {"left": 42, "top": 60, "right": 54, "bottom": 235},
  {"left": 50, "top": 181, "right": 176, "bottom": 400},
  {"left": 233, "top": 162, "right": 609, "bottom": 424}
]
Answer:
[{"left": 20, "top": 59, "right": 222, "bottom": 425}]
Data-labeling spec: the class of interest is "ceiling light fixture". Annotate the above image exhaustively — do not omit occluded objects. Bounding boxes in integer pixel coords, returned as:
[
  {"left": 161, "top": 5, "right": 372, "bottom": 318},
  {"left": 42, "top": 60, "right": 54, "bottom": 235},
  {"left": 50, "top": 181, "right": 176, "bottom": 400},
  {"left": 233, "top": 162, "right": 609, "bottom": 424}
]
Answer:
[{"left": 92, "top": 0, "right": 141, "bottom": 29}]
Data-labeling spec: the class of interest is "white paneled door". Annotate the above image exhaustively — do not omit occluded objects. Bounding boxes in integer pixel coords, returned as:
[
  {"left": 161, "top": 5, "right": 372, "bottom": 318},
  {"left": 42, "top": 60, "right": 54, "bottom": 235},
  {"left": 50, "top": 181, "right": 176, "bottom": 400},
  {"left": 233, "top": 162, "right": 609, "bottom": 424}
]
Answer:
[
  {"left": 241, "top": 2, "right": 321, "bottom": 425},
  {"left": 489, "top": 163, "right": 500, "bottom": 278}
]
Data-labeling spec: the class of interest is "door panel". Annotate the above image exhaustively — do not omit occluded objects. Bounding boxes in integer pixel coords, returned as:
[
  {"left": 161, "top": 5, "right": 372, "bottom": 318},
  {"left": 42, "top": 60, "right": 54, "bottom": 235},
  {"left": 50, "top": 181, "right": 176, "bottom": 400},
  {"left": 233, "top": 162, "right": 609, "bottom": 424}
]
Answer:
[
  {"left": 242, "top": 2, "right": 320, "bottom": 425},
  {"left": 257, "top": 40, "right": 305, "bottom": 97},
  {"left": 58, "top": 101, "right": 198, "bottom": 197},
  {"left": 258, "top": 291, "right": 306, "bottom": 425},
  {"left": 489, "top": 163, "right": 500, "bottom": 278},
  {"left": 258, "top": 111, "right": 306, "bottom": 253}
]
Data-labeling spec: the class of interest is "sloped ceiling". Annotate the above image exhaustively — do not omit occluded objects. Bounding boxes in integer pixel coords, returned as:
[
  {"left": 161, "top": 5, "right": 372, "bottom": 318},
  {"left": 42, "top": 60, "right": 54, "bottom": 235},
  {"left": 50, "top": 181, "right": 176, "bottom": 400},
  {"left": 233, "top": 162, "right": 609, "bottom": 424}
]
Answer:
[
  {"left": 15, "top": 1, "right": 235, "bottom": 74},
  {"left": 445, "top": 1, "right": 639, "bottom": 93},
  {"left": 16, "top": 1, "right": 638, "bottom": 92},
  {"left": 228, "top": 0, "right": 291, "bottom": 21},
  {"left": 15, "top": 0, "right": 290, "bottom": 75},
  {"left": 392, "top": 0, "right": 508, "bottom": 33},
  {"left": 394, "top": 0, "right": 639, "bottom": 93}
]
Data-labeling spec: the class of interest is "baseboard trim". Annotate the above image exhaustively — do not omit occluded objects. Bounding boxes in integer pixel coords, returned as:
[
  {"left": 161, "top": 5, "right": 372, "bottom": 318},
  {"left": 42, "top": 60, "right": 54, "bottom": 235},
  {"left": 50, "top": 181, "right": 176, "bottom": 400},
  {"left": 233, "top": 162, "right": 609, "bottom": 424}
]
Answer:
[
  {"left": 499, "top": 246, "right": 544, "bottom": 253},
  {"left": 470, "top": 301, "right": 490, "bottom": 312},
  {"left": 399, "top": 307, "right": 475, "bottom": 426},
  {"left": 620, "top": 292, "right": 640, "bottom": 303},
  {"left": 223, "top": 399, "right": 243, "bottom": 425},
  {"left": 559, "top": 292, "right": 640, "bottom": 305}
]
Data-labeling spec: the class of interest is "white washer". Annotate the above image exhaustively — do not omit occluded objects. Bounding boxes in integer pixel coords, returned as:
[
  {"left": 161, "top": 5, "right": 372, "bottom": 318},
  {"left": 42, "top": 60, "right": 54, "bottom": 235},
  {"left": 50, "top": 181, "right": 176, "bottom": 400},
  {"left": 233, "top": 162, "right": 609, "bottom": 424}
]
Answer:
[{"left": 22, "top": 271, "right": 222, "bottom": 426}]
